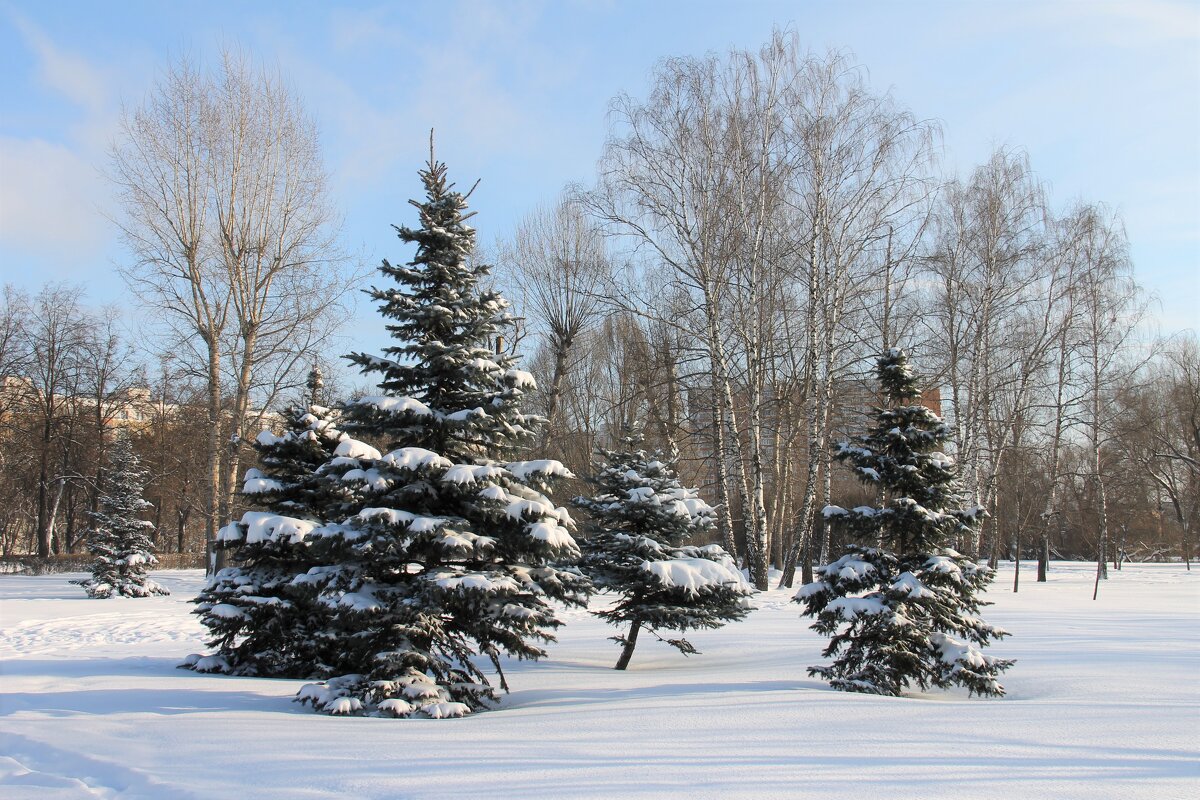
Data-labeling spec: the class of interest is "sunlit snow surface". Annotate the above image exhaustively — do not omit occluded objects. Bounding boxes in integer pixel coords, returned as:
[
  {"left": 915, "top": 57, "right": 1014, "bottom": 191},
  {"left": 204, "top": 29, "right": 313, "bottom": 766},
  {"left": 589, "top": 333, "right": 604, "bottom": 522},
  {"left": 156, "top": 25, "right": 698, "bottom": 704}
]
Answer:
[{"left": 1, "top": 563, "right": 1197, "bottom": 798}]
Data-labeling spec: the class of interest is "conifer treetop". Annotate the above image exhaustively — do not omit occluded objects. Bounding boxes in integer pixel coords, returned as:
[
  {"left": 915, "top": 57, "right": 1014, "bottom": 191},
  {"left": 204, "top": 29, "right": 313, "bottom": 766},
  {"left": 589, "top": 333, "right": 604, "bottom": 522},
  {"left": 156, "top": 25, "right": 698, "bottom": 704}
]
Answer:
[
  {"left": 825, "top": 349, "right": 974, "bottom": 556},
  {"left": 343, "top": 142, "right": 537, "bottom": 460}
]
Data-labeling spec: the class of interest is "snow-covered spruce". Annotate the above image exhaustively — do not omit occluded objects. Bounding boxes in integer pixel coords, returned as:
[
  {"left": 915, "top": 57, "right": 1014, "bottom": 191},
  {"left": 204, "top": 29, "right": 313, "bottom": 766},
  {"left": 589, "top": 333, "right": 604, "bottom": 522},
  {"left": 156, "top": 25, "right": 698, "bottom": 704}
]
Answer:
[
  {"left": 574, "top": 434, "right": 752, "bottom": 669},
  {"left": 186, "top": 402, "right": 348, "bottom": 677},
  {"left": 795, "top": 349, "right": 1013, "bottom": 697},
  {"left": 72, "top": 435, "right": 167, "bottom": 599},
  {"left": 206, "top": 152, "right": 590, "bottom": 718}
]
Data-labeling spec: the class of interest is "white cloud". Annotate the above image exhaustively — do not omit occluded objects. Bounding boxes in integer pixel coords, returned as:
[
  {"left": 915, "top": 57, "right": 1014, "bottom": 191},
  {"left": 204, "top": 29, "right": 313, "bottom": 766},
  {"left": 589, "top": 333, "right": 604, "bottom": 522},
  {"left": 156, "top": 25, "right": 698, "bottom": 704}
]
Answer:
[
  {"left": 0, "top": 15, "right": 116, "bottom": 265},
  {"left": 10, "top": 12, "right": 110, "bottom": 113},
  {"left": 0, "top": 136, "right": 111, "bottom": 262}
]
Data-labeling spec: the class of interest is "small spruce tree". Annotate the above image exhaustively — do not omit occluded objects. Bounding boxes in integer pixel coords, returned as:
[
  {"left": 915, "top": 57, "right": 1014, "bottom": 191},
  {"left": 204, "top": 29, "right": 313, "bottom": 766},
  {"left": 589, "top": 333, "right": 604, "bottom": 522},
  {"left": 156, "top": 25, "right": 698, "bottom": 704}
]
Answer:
[
  {"left": 796, "top": 349, "right": 1013, "bottom": 697},
  {"left": 575, "top": 433, "right": 752, "bottom": 670},
  {"left": 186, "top": 394, "right": 347, "bottom": 676},
  {"left": 73, "top": 435, "right": 168, "bottom": 599}
]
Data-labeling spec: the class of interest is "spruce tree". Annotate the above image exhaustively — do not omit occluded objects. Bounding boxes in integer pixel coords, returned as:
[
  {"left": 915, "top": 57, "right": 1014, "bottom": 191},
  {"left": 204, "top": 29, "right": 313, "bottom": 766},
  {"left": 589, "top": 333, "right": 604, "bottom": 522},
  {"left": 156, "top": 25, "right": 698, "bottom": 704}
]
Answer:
[
  {"left": 73, "top": 435, "right": 168, "bottom": 599},
  {"left": 796, "top": 349, "right": 1013, "bottom": 697},
  {"left": 264, "top": 150, "right": 590, "bottom": 717},
  {"left": 185, "top": 396, "right": 347, "bottom": 676},
  {"left": 575, "top": 433, "right": 752, "bottom": 670}
]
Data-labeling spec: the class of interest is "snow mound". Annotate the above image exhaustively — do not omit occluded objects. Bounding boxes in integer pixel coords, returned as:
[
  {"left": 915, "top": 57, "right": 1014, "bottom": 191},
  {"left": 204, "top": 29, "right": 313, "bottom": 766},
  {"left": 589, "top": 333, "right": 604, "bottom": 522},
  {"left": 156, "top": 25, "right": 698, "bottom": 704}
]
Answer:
[
  {"left": 642, "top": 558, "right": 743, "bottom": 595},
  {"left": 333, "top": 438, "right": 382, "bottom": 461},
  {"left": 380, "top": 447, "right": 452, "bottom": 471},
  {"left": 224, "top": 511, "right": 320, "bottom": 545},
  {"left": 507, "top": 459, "right": 573, "bottom": 481},
  {"left": 355, "top": 395, "right": 433, "bottom": 416}
]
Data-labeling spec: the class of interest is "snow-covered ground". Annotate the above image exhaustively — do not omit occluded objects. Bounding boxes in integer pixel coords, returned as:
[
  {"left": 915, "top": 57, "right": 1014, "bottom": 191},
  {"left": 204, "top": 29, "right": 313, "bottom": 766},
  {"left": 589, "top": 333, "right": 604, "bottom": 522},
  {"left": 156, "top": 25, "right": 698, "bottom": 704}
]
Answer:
[{"left": 1, "top": 562, "right": 1196, "bottom": 799}]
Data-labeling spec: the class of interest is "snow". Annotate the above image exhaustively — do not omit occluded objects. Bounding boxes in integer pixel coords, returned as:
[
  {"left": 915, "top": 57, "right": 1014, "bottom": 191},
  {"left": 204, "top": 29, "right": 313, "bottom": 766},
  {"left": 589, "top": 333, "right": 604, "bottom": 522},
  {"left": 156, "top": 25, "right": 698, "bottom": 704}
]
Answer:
[
  {"left": 504, "top": 497, "right": 557, "bottom": 520},
  {"left": 356, "top": 507, "right": 447, "bottom": 533},
  {"left": 380, "top": 447, "right": 452, "bottom": 471},
  {"left": 505, "top": 368, "right": 537, "bottom": 389},
  {"left": 339, "top": 467, "right": 390, "bottom": 491},
  {"left": 354, "top": 395, "right": 433, "bottom": 417},
  {"left": 0, "top": 562, "right": 1196, "bottom": 798},
  {"left": 444, "top": 407, "right": 486, "bottom": 422},
  {"left": 642, "top": 558, "right": 745, "bottom": 595},
  {"left": 467, "top": 357, "right": 502, "bottom": 373},
  {"left": 525, "top": 521, "right": 575, "bottom": 549},
  {"left": 333, "top": 438, "right": 382, "bottom": 461},
  {"left": 817, "top": 556, "right": 876, "bottom": 582},
  {"left": 442, "top": 464, "right": 508, "bottom": 485},
  {"left": 205, "top": 603, "right": 245, "bottom": 620},
  {"left": 826, "top": 595, "right": 889, "bottom": 620},
  {"left": 506, "top": 459, "right": 573, "bottom": 481},
  {"left": 254, "top": 430, "right": 284, "bottom": 447},
  {"left": 891, "top": 572, "right": 936, "bottom": 599},
  {"left": 241, "top": 467, "right": 284, "bottom": 494},
  {"left": 430, "top": 570, "right": 519, "bottom": 593},
  {"left": 227, "top": 511, "right": 320, "bottom": 545}
]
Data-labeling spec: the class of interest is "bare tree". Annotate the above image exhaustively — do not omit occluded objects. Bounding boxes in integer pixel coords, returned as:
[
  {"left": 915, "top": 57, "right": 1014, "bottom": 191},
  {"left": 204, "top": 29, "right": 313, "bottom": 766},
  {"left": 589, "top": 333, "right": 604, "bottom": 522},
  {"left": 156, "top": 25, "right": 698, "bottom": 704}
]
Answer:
[
  {"left": 77, "top": 307, "right": 138, "bottom": 542},
  {"left": 923, "top": 149, "right": 1047, "bottom": 560},
  {"left": 498, "top": 195, "right": 608, "bottom": 451},
  {"left": 1115, "top": 333, "right": 1198, "bottom": 569},
  {"left": 110, "top": 47, "right": 354, "bottom": 565},
  {"left": 588, "top": 46, "right": 751, "bottom": 573},
  {"left": 778, "top": 48, "right": 938, "bottom": 586},
  {"left": 1066, "top": 205, "right": 1145, "bottom": 599},
  {"left": 22, "top": 285, "right": 89, "bottom": 556}
]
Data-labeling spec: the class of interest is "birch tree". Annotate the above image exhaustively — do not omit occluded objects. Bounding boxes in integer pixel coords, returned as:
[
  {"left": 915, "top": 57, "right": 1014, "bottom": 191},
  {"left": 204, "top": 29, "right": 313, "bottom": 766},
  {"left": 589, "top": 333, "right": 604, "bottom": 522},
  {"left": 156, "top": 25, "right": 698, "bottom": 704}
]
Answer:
[
  {"left": 1068, "top": 205, "right": 1145, "bottom": 599},
  {"left": 588, "top": 46, "right": 756, "bottom": 577},
  {"left": 23, "top": 284, "right": 88, "bottom": 556},
  {"left": 923, "top": 150, "right": 1045, "bottom": 559},
  {"left": 778, "top": 50, "right": 938, "bottom": 586}
]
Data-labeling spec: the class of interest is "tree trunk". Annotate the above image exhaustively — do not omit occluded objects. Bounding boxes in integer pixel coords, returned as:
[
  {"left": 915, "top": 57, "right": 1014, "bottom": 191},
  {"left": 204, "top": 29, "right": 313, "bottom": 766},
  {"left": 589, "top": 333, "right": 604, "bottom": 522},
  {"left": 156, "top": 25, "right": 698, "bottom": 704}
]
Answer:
[
  {"left": 540, "top": 334, "right": 572, "bottom": 451},
  {"left": 1092, "top": 474, "right": 1109, "bottom": 600},
  {"left": 1013, "top": 529, "right": 1021, "bottom": 593},
  {"left": 1037, "top": 532, "right": 1050, "bottom": 582},
  {"left": 36, "top": 416, "right": 54, "bottom": 557},
  {"left": 745, "top": 367, "right": 770, "bottom": 590},
  {"left": 177, "top": 506, "right": 190, "bottom": 556},
  {"left": 47, "top": 476, "right": 66, "bottom": 555},
  {"left": 614, "top": 619, "right": 642, "bottom": 671},
  {"left": 709, "top": 365, "right": 737, "bottom": 559},
  {"left": 206, "top": 341, "right": 224, "bottom": 574},
  {"left": 818, "top": 448, "right": 833, "bottom": 566}
]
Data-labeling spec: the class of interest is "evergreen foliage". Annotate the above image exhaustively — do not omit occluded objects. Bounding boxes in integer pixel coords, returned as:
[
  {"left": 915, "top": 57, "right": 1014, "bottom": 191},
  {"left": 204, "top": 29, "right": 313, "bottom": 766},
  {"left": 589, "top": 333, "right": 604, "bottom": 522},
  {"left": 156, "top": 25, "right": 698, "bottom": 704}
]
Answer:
[
  {"left": 188, "top": 151, "right": 590, "bottom": 718},
  {"left": 73, "top": 436, "right": 168, "bottom": 599},
  {"left": 186, "top": 401, "right": 346, "bottom": 676},
  {"left": 575, "top": 433, "right": 752, "bottom": 669},
  {"left": 796, "top": 349, "right": 1013, "bottom": 697}
]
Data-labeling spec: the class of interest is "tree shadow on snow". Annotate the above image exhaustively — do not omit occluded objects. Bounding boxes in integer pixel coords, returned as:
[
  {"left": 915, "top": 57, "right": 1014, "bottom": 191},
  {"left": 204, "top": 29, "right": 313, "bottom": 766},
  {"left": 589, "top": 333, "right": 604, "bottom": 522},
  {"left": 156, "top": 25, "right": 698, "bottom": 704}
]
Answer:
[
  {"left": 501, "top": 677, "right": 823, "bottom": 711},
  {"left": 0, "top": 655, "right": 188, "bottom": 679},
  {"left": 0, "top": 685, "right": 308, "bottom": 717},
  {"left": 0, "top": 656, "right": 307, "bottom": 717}
]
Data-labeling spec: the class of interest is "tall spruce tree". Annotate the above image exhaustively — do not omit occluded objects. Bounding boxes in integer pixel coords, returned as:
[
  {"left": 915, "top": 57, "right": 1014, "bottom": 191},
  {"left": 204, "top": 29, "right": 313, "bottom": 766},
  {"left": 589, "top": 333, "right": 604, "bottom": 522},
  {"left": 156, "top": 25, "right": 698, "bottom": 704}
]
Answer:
[
  {"left": 185, "top": 398, "right": 347, "bottom": 676},
  {"left": 575, "top": 433, "right": 752, "bottom": 670},
  {"left": 73, "top": 435, "right": 168, "bottom": 599},
  {"left": 796, "top": 349, "right": 1013, "bottom": 697},
  {"left": 193, "top": 148, "right": 590, "bottom": 718}
]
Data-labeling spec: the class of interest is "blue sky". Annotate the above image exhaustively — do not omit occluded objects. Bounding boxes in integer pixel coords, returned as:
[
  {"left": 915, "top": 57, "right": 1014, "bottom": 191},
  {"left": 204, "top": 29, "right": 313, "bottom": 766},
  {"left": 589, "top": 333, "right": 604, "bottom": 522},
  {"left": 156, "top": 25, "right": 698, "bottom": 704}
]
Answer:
[{"left": 1, "top": 0, "right": 1197, "bottom": 351}]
